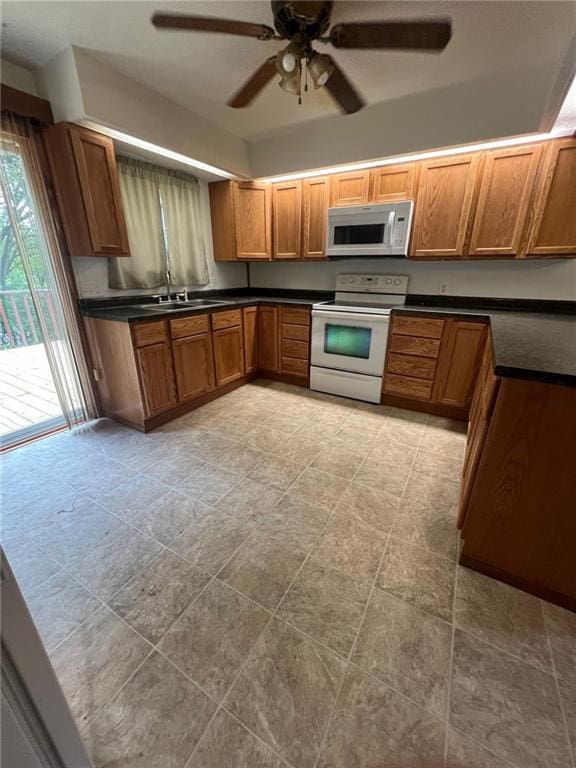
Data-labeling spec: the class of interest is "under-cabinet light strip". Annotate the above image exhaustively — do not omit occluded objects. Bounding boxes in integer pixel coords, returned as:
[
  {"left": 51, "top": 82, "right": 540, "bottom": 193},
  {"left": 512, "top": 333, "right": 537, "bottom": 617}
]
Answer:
[
  {"left": 258, "top": 129, "right": 572, "bottom": 183},
  {"left": 79, "top": 120, "right": 237, "bottom": 179}
]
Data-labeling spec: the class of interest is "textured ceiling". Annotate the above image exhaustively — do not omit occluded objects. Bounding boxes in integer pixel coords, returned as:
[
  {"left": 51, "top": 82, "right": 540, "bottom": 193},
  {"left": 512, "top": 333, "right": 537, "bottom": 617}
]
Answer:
[{"left": 2, "top": 1, "right": 575, "bottom": 142}]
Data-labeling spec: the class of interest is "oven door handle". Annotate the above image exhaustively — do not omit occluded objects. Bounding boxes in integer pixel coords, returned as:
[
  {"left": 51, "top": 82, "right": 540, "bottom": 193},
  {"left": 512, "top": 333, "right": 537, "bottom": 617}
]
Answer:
[{"left": 311, "top": 309, "right": 390, "bottom": 324}]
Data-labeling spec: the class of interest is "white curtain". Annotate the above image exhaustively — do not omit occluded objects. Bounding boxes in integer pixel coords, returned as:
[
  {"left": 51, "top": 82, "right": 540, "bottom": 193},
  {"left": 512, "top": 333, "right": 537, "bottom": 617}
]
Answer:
[
  {"left": 109, "top": 158, "right": 208, "bottom": 290},
  {"left": 109, "top": 158, "right": 165, "bottom": 289},
  {"left": 159, "top": 174, "right": 208, "bottom": 286}
]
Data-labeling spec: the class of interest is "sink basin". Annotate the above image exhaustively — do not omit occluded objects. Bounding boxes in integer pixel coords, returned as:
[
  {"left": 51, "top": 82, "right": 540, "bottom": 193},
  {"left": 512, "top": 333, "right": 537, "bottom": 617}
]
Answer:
[{"left": 132, "top": 299, "right": 228, "bottom": 311}]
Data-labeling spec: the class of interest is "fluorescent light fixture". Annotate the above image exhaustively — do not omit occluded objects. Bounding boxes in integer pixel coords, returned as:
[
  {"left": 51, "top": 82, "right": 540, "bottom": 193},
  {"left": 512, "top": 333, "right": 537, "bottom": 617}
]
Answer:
[
  {"left": 80, "top": 120, "right": 236, "bottom": 179},
  {"left": 259, "top": 128, "right": 572, "bottom": 183}
]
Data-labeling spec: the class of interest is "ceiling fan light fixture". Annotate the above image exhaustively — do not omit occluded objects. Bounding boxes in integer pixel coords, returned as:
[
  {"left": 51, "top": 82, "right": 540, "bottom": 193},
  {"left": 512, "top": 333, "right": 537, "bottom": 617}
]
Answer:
[
  {"left": 276, "top": 42, "right": 301, "bottom": 75},
  {"left": 307, "top": 51, "right": 334, "bottom": 88}
]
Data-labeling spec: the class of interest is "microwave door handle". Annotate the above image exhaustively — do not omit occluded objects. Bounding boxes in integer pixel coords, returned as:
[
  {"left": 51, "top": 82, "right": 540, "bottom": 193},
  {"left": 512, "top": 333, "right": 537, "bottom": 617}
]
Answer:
[{"left": 386, "top": 211, "right": 395, "bottom": 247}]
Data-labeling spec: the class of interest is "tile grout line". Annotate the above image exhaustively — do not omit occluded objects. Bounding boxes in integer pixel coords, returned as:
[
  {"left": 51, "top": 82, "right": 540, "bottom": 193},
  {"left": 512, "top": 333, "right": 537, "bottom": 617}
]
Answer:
[{"left": 443, "top": 547, "right": 460, "bottom": 765}]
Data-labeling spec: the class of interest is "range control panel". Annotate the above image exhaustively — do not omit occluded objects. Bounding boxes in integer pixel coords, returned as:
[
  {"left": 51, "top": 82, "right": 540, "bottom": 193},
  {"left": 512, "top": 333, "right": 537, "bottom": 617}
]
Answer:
[{"left": 335, "top": 273, "right": 409, "bottom": 294}]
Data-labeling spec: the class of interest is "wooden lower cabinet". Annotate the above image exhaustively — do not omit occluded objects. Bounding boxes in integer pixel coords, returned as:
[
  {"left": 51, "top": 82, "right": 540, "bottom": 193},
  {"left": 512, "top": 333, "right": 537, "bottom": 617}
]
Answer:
[
  {"left": 432, "top": 321, "right": 487, "bottom": 410},
  {"left": 258, "top": 306, "right": 280, "bottom": 372},
  {"left": 213, "top": 326, "right": 245, "bottom": 386},
  {"left": 243, "top": 306, "right": 259, "bottom": 374},
  {"left": 136, "top": 342, "right": 177, "bottom": 417},
  {"left": 172, "top": 332, "right": 214, "bottom": 402}
]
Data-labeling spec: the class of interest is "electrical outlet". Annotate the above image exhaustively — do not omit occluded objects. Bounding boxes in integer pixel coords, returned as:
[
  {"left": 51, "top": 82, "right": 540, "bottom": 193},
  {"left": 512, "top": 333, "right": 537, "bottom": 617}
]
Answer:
[{"left": 439, "top": 283, "right": 447, "bottom": 294}]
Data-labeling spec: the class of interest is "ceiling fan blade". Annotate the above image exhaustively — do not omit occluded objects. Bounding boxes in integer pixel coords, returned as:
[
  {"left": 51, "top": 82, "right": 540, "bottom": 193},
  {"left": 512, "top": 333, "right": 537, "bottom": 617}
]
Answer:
[
  {"left": 151, "top": 14, "right": 276, "bottom": 40},
  {"left": 228, "top": 57, "right": 277, "bottom": 108},
  {"left": 324, "top": 57, "right": 364, "bottom": 114},
  {"left": 330, "top": 19, "right": 452, "bottom": 51}
]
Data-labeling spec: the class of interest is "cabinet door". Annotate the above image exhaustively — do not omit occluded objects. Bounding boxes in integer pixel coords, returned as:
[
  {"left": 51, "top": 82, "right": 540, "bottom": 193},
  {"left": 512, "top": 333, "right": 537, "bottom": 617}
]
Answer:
[
  {"left": 272, "top": 181, "right": 301, "bottom": 259},
  {"left": 526, "top": 138, "right": 576, "bottom": 256},
  {"left": 213, "top": 326, "right": 245, "bottom": 386},
  {"left": 136, "top": 342, "right": 177, "bottom": 417},
  {"left": 233, "top": 181, "right": 272, "bottom": 260},
  {"left": 329, "top": 170, "right": 371, "bottom": 207},
  {"left": 243, "top": 306, "right": 259, "bottom": 374},
  {"left": 302, "top": 177, "right": 329, "bottom": 259},
  {"left": 172, "top": 332, "right": 215, "bottom": 402},
  {"left": 258, "top": 305, "right": 279, "bottom": 372},
  {"left": 411, "top": 154, "right": 480, "bottom": 258},
  {"left": 371, "top": 164, "right": 417, "bottom": 202},
  {"left": 468, "top": 145, "right": 542, "bottom": 257},
  {"left": 69, "top": 126, "right": 130, "bottom": 255},
  {"left": 432, "top": 320, "right": 486, "bottom": 410}
]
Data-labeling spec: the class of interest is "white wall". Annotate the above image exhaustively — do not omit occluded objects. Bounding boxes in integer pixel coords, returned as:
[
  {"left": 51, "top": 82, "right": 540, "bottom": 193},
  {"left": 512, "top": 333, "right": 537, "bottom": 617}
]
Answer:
[
  {"left": 0, "top": 59, "right": 38, "bottom": 95},
  {"left": 72, "top": 181, "right": 247, "bottom": 298},
  {"left": 249, "top": 258, "right": 576, "bottom": 301}
]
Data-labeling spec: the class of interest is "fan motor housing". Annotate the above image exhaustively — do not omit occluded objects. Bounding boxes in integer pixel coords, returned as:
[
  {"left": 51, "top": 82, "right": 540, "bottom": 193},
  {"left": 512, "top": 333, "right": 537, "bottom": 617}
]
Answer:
[{"left": 272, "top": 0, "right": 333, "bottom": 40}]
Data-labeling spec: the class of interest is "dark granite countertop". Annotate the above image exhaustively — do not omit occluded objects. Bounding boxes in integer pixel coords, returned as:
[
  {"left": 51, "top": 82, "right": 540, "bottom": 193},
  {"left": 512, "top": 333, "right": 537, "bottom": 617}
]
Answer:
[{"left": 79, "top": 290, "right": 576, "bottom": 388}]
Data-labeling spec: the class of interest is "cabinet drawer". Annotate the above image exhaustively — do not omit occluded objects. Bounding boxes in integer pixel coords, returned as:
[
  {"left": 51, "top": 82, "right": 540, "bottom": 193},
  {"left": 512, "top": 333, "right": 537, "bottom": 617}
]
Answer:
[
  {"left": 389, "top": 334, "right": 441, "bottom": 359},
  {"left": 281, "top": 323, "right": 310, "bottom": 342},
  {"left": 133, "top": 320, "right": 167, "bottom": 348},
  {"left": 281, "top": 356, "right": 309, "bottom": 377},
  {"left": 281, "top": 339, "right": 309, "bottom": 360},
  {"left": 384, "top": 373, "right": 433, "bottom": 400},
  {"left": 211, "top": 308, "right": 242, "bottom": 330},
  {"left": 170, "top": 314, "right": 209, "bottom": 339},
  {"left": 280, "top": 306, "right": 310, "bottom": 326},
  {"left": 387, "top": 353, "right": 437, "bottom": 380},
  {"left": 392, "top": 316, "right": 445, "bottom": 339}
]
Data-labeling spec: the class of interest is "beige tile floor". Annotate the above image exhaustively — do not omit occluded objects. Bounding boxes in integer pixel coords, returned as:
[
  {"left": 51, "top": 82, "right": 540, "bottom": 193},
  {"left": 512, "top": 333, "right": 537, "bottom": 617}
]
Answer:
[{"left": 1, "top": 379, "right": 575, "bottom": 768}]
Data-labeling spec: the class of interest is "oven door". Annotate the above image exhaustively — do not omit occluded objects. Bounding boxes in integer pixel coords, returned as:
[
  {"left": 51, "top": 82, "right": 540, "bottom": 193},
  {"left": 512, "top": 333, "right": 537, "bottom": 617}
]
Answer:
[{"left": 311, "top": 309, "right": 389, "bottom": 376}]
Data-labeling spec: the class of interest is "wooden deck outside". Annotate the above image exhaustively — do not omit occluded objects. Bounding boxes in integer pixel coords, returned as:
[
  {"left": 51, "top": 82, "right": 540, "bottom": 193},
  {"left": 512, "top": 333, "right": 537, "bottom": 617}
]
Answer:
[{"left": 0, "top": 343, "right": 63, "bottom": 438}]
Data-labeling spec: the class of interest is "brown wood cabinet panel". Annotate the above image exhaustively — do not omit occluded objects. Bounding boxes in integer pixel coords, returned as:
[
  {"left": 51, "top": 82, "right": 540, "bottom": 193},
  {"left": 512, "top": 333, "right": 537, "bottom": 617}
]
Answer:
[
  {"left": 384, "top": 373, "right": 433, "bottom": 400},
  {"left": 212, "top": 309, "right": 242, "bottom": 330},
  {"left": 370, "top": 164, "right": 417, "bottom": 202},
  {"left": 329, "top": 170, "right": 372, "bottom": 207},
  {"left": 389, "top": 334, "right": 441, "bottom": 359},
  {"left": 527, "top": 138, "right": 576, "bottom": 256},
  {"left": 411, "top": 153, "right": 480, "bottom": 258},
  {"left": 281, "top": 356, "right": 309, "bottom": 377},
  {"left": 387, "top": 353, "right": 437, "bottom": 380},
  {"left": 281, "top": 323, "right": 309, "bottom": 342},
  {"left": 232, "top": 181, "right": 272, "bottom": 260},
  {"left": 281, "top": 339, "right": 309, "bottom": 360},
  {"left": 44, "top": 123, "right": 129, "bottom": 257},
  {"left": 243, "top": 306, "right": 258, "bottom": 374},
  {"left": 392, "top": 315, "right": 445, "bottom": 339},
  {"left": 172, "top": 332, "right": 214, "bottom": 402},
  {"left": 280, "top": 306, "right": 310, "bottom": 326},
  {"left": 273, "top": 181, "right": 301, "bottom": 260},
  {"left": 433, "top": 320, "right": 486, "bottom": 410},
  {"left": 170, "top": 314, "right": 209, "bottom": 340},
  {"left": 213, "top": 326, "right": 245, "bottom": 386},
  {"left": 209, "top": 181, "right": 237, "bottom": 262},
  {"left": 468, "top": 144, "right": 542, "bottom": 257},
  {"left": 302, "top": 176, "right": 329, "bottom": 259},
  {"left": 258, "top": 305, "right": 280, "bottom": 372},
  {"left": 136, "top": 342, "right": 177, "bottom": 417},
  {"left": 133, "top": 320, "right": 168, "bottom": 348}
]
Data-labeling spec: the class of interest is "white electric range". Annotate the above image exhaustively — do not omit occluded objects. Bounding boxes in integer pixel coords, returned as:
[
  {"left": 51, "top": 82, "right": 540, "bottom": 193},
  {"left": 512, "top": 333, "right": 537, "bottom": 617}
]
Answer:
[{"left": 310, "top": 273, "right": 409, "bottom": 403}]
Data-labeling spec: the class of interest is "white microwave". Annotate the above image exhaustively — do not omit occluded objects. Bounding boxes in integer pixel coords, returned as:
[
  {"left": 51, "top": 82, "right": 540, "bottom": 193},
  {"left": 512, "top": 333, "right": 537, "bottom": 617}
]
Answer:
[{"left": 326, "top": 201, "right": 413, "bottom": 258}]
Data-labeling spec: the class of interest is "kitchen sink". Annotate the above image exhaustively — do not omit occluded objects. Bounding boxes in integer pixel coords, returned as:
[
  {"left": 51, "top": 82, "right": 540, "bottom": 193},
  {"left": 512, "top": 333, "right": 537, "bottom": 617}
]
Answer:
[{"left": 132, "top": 299, "right": 228, "bottom": 311}]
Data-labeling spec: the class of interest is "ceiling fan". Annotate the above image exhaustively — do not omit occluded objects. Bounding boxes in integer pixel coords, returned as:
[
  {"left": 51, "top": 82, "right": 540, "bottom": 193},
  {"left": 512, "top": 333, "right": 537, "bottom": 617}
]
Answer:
[{"left": 152, "top": 1, "right": 452, "bottom": 115}]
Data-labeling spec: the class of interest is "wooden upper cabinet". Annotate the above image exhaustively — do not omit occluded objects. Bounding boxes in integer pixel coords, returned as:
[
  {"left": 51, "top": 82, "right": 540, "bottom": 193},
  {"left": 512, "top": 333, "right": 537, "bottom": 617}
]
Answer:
[
  {"left": 433, "top": 320, "right": 487, "bottom": 410},
  {"left": 272, "top": 181, "right": 301, "bottom": 260},
  {"left": 172, "top": 330, "right": 215, "bottom": 403},
  {"left": 243, "top": 306, "right": 259, "bottom": 374},
  {"left": 468, "top": 144, "right": 542, "bottom": 257},
  {"left": 329, "top": 170, "right": 371, "bottom": 207},
  {"left": 44, "top": 123, "right": 129, "bottom": 257},
  {"left": 258, "top": 305, "right": 280, "bottom": 372},
  {"left": 526, "top": 137, "right": 576, "bottom": 256},
  {"left": 213, "top": 326, "right": 245, "bottom": 386},
  {"left": 411, "top": 153, "right": 480, "bottom": 259},
  {"left": 233, "top": 181, "right": 272, "bottom": 260},
  {"left": 302, "top": 176, "right": 329, "bottom": 259},
  {"left": 136, "top": 342, "right": 177, "bottom": 417},
  {"left": 370, "top": 164, "right": 417, "bottom": 202}
]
